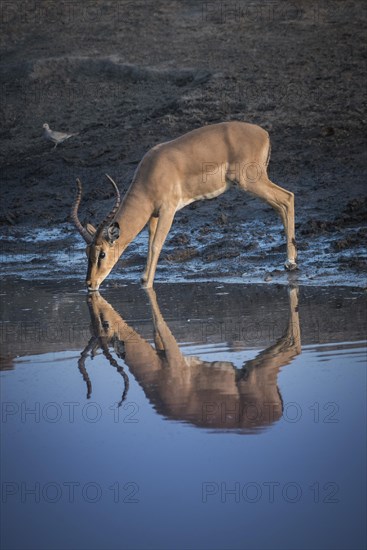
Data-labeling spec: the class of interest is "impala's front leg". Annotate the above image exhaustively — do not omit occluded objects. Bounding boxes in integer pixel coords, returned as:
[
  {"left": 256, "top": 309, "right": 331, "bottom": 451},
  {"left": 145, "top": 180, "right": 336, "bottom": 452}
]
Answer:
[
  {"left": 142, "top": 216, "right": 159, "bottom": 284},
  {"left": 143, "top": 208, "right": 175, "bottom": 288}
]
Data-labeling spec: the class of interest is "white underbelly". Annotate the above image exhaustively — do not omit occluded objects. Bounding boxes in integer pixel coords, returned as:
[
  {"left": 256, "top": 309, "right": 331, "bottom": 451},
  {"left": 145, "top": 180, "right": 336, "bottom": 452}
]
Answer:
[{"left": 176, "top": 184, "right": 228, "bottom": 212}]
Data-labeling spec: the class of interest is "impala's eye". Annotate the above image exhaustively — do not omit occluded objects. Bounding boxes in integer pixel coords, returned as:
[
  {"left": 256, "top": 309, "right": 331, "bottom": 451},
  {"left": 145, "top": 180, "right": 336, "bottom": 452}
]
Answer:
[{"left": 99, "top": 252, "right": 106, "bottom": 259}]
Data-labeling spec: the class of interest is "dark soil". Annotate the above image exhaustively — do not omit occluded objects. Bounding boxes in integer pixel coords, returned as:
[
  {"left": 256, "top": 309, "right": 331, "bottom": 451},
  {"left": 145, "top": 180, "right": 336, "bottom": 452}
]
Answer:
[{"left": 0, "top": 1, "right": 366, "bottom": 285}]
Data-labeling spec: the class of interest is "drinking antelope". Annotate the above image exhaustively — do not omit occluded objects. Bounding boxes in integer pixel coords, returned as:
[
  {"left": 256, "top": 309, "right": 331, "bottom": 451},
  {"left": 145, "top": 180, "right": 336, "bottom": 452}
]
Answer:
[{"left": 72, "top": 121, "right": 297, "bottom": 291}]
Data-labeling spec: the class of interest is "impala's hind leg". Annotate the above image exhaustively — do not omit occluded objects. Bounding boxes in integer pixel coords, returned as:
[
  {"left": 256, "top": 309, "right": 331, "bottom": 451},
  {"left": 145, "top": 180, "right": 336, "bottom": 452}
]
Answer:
[{"left": 243, "top": 175, "right": 297, "bottom": 269}]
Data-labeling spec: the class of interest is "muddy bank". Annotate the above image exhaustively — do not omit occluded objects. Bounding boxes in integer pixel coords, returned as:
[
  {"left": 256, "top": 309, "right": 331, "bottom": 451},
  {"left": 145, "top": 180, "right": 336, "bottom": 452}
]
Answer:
[{"left": 0, "top": 1, "right": 366, "bottom": 286}]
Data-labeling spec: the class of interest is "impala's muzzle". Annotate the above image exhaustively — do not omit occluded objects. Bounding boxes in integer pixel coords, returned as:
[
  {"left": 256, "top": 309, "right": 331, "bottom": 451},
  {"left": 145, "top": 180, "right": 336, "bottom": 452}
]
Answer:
[{"left": 86, "top": 280, "right": 100, "bottom": 292}]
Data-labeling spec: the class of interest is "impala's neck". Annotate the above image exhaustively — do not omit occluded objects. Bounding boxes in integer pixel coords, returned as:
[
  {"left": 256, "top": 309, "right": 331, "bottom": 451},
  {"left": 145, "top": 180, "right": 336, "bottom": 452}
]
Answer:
[{"left": 115, "top": 188, "right": 153, "bottom": 253}]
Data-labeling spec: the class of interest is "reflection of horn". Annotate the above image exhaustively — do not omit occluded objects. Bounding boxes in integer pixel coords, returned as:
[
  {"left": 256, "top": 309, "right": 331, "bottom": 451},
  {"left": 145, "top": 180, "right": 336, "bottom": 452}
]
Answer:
[
  {"left": 77, "top": 292, "right": 130, "bottom": 404},
  {"left": 100, "top": 341, "right": 129, "bottom": 407},
  {"left": 77, "top": 336, "right": 95, "bottom": 399},
  {"left": 76, "top": 336, "right": 129, "bottom": 405}
]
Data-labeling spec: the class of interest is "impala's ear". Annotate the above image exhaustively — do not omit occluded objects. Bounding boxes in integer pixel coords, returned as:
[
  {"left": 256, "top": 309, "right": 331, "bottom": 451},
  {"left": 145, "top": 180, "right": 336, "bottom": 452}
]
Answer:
[
  {"left": 107, "top": 222, "right": 120, "bottom": 244},
  {"left": 86, "top": 223, "right": 97, "bottom": 237}
]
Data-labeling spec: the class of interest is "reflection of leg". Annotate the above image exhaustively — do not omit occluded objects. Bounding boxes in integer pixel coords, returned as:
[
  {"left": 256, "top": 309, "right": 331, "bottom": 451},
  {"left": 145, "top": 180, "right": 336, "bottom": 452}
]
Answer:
[
  {"left": 144, "top": 287, "right": 182, "bottom": 363},
  {"left": 143, "top": 209, "right": 175, "bottom": 288},
  {"left": 286, "top": 285, "right": 301, "bottom": 354},
  {"left": 235, "top": 364, "right": 253, "bottom": 382},
  {"left": 142, "top": 216, "right": 158, "bottom": 284},
  {"left": 144, "top": 288, "right": 164, "bottom": 350},
  {"left": 114, "top": 340, "right": 126, "bottom": 360},
  {"left": 238, "top": 285, "right": 301, "bottom": 375}
]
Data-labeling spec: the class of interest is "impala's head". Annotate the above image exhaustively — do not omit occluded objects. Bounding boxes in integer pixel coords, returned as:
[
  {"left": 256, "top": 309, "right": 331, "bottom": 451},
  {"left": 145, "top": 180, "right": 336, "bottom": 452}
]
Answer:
[{"left": 71, "top": 175, "right": 121, "bottom": 292}]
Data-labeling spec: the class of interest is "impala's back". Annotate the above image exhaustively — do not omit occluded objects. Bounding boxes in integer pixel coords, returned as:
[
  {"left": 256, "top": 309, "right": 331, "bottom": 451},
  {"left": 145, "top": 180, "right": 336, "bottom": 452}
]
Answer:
[{"left": 134, "top": 121, "right": 270, "bottom": 210}]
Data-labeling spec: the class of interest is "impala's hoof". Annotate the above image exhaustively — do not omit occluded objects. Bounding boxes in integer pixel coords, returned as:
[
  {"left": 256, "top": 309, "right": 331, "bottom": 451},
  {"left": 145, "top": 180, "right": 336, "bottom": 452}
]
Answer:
[
  {"left": 285, "top": 259, "right": 298, "bottom": 271},
  {"left": 141, "top": 276, "right": 153, "bottom": 289},
  {"left": 142, "top": 282, "right": 153, "bottom": 289}
]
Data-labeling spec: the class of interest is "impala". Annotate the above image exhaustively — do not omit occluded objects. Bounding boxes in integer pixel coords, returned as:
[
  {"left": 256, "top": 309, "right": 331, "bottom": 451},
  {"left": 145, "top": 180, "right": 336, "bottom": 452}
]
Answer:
[{"left": 71, "top": 121, "right": 297, "bottom": 291}]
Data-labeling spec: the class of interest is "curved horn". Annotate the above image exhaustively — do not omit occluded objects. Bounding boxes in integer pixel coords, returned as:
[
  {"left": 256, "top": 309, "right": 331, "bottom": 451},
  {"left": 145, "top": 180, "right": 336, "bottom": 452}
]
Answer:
[
  {"left": 77, "top": 336, "right": 96, "bottom": 399},
  {"left": 100, "top": 341, "right": 130, "bottom": 406},
  {"left": 95, "top": 174, "right": 121, "bottom": 239},
  {"left": 71, "top": 179, "right": 93, "bottom": 244}
]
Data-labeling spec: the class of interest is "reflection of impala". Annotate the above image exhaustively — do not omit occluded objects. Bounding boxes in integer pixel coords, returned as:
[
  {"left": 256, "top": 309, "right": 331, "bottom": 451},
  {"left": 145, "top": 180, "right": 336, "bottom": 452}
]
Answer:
[
  {"left": 79, "top": 286, "right": 301, "bottom": 431},
  {"left": 72, "top": 121, "right": 297, "bottom": 291}
]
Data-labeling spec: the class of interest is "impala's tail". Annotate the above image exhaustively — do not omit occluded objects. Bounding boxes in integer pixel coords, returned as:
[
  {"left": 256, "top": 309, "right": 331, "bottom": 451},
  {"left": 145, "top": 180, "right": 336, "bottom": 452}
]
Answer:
[{"left": 265, "top": 138, "right": 271, "bottom": 169}]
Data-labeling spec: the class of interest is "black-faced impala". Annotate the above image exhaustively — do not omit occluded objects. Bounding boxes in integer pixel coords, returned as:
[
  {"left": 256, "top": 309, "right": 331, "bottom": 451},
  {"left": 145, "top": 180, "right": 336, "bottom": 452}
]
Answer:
[{"left": 71, "top": 121, "right": 297, "bottom": 291}]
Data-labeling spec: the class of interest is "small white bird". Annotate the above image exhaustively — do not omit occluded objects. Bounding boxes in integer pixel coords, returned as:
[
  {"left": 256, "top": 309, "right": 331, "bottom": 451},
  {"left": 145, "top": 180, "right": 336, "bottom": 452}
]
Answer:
[{"left": 43, "top": 123, "right": 78, "bottom": 149}]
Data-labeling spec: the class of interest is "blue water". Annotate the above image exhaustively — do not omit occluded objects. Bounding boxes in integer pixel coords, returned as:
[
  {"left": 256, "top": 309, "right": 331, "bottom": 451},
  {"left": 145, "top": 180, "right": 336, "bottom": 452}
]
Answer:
[{"left": 0, "top": 283, "right": 366, "bottom": 550}]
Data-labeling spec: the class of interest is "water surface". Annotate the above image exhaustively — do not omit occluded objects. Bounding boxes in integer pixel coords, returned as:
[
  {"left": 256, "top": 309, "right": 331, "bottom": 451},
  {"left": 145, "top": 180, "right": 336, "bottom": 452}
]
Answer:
[{"left": 1, "top": 282, "right": 366, "bottom": 550}]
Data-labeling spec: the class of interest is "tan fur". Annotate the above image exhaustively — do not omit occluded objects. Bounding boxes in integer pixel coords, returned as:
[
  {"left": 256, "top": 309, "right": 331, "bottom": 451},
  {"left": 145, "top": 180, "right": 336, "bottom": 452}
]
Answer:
[
  {"left": 79, "top": 121, "right": 297, "bottom": 290},
  {"left": 81, "top": 286, "right": 301, "bottom": 430}
]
